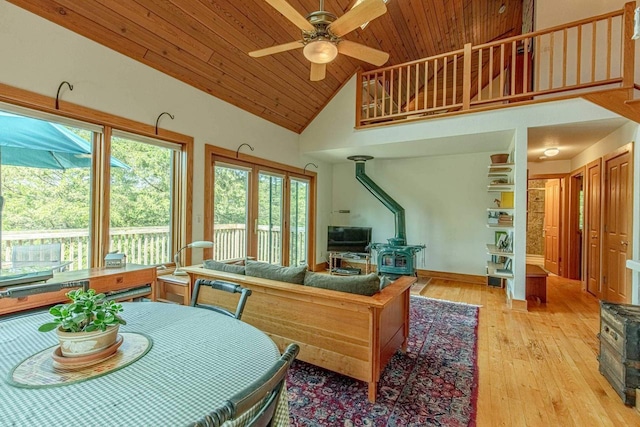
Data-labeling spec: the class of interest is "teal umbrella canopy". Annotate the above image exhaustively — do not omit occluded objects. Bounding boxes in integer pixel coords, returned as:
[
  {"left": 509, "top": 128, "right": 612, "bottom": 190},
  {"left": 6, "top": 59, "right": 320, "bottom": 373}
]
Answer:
[{"left": 0, "top": 112, "right": 127, "bottom": 169}]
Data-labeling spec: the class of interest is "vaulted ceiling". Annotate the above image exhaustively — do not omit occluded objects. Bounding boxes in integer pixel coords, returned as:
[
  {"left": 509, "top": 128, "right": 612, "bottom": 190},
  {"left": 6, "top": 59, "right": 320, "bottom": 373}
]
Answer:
[{"left": 8, "top": 0, "right": 523, "bottom": 133}]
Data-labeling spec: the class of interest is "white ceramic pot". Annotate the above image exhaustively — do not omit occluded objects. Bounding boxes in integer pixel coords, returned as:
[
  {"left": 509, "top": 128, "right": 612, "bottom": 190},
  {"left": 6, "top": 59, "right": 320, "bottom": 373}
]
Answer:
[{"left": 57, "top": 324, "right": 120, "bottom": 358}]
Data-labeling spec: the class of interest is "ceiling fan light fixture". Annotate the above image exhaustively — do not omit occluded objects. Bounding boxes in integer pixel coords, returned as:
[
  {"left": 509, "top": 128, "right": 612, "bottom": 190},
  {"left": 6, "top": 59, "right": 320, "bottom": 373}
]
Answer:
[
  {"left": 543, "top": 147, "right": 560, "bottom": 157},
  {"left": 303, "top": 39, "right": 338, "bottom": 63}
]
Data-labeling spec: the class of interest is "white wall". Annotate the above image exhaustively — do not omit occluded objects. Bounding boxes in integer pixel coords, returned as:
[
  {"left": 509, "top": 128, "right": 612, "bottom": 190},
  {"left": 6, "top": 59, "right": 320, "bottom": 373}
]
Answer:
[
  {"left": 330, "top": 153, "right": 494, "bottom": 275},
  {"left": 571, "top": 121, "right": 637, "bottom": 169},
  {"left": 0, "top": 2, "right": 332, "bottom": 265},
  {"left": 528, "top": 160, "right": 572, "bottom": 175}
]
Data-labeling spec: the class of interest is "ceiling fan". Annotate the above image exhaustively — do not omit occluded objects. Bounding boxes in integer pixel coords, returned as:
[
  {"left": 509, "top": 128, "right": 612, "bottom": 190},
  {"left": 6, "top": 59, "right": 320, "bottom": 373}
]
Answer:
[{"left": 249, "top": 0, "right": 390, "bottom": 81}]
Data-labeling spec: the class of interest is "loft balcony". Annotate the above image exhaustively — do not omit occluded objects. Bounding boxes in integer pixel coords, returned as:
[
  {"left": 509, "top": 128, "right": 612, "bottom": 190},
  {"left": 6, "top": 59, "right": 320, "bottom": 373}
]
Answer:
[{"left": 356, "top": 2, "right": 640, "bottom": 128}]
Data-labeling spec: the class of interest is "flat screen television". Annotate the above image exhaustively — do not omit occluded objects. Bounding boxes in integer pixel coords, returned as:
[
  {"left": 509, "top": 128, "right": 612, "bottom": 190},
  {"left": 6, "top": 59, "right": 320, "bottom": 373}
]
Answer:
[{"left": 327, "top": 226, "right": 372, "bottom": 253}]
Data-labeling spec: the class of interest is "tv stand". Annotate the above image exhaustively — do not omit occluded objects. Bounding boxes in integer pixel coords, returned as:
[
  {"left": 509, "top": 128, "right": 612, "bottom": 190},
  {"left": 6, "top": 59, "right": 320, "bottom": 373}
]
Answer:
[{"left": 328, "top": 252, "right": 371, "bottom": 275}]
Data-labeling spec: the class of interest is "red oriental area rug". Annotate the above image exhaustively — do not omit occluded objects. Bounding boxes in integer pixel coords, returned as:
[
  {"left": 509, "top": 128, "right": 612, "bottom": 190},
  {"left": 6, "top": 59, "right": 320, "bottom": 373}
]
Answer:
[{"left": 287, "top": 296, "right": 479, "bottom": 426}]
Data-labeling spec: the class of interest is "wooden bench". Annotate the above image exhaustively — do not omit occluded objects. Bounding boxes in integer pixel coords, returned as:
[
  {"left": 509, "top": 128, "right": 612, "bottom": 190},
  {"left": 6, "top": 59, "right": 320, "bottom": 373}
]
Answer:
[
  {"left": 526, "top": 264, "right": 548, "bottom": 307},
  {"left": 183, "top": 266, "right": 416, "bottom": 402}
]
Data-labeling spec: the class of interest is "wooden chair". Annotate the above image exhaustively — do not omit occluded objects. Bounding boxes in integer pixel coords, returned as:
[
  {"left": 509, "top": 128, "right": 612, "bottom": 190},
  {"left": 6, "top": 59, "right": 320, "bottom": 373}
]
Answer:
[
  {"left": 191, "top": 343, "right": 300, "bottom": 427},
  {"left": 190, "top": 279, "right": 252, "bottom": 320},
  {"left": 11, "top": 243, "right": 71, "bottom": 272}
]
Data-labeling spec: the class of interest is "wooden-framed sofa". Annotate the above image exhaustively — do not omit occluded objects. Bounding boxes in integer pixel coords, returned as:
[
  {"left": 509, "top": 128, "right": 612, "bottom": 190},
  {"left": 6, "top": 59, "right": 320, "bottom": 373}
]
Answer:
[{"left": 182, "top": 265, "right": 416, "bottom": 402}]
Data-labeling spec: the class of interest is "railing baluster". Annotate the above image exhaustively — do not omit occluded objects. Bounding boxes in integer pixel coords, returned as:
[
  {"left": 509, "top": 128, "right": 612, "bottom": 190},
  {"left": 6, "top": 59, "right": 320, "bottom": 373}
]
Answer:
[
  {"left": 478, "top": 48, "right": 483, "bottom": 101},
  {"left": 381, "top": 71, "right": 386, "bottom": 116},
  {"left": 414, "top": 63, "right": 419, "bottom": 111},
  {"left": 511, "top": 41, "right": 516, "bottom": 96},
  {"left": 406, "top": 65, "right": 411, "bottom": 112},
  {"left": 535, "top": 35, "right": 540, "bottom": 91},
  {"left": 398, "top": 65, "right": 403, "bottom": 112},
  {"left": 563, "top": 28, "right": 568, "bottom": 87},
  {"left": 591, "top": 21, "right": 596, "bottom": 82},
  {"left": 424, "top": 60, "right": 428, "bottom": 110},
  {"left": 453, "top": 54, "right": 457, "bottom": 105},
  {"left": 433, "top": 58, "right": 438, "bottom": 108},
  {"left": 442, "top": 56, "right": 448, "bottom": 106},
  {"left": 577, "top": 25, "right": 582, "bottom": 85},
  {"left": 500, "top": 44, "right": 505, "bottom": 97},
  {"left": 390, "top": 69, "right": 394, "bottom": 115},
  {"left": 550, "top": 32, "right": 555, "bottom": 88},
  {"left": 372, "top": 72, "right": 377, "bottom": 118},
  {"left": 606, "top": 16, "right": 612, "bottom": 80},
  {"left": 489, "top": 46, "right": 494, "bottom": 99}
]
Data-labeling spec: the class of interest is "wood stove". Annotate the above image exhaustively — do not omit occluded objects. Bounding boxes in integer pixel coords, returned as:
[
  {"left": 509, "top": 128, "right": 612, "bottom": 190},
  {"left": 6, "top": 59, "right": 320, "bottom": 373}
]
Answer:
[
  {"left": 372, "top": 242, "right": 424, "bottom": 276},
  {"left": 347, "top": 155, "right": 425, "bottom": 276}
]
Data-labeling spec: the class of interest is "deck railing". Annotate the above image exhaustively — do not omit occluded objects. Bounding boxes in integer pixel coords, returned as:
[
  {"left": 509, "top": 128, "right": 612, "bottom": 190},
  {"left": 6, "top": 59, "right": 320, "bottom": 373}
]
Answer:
[
  {"left": 2, "top": 224, "right": 306, "bottom": 269},
  {"left": 357, "top": 2, "right": 635, "bottom": 127}
]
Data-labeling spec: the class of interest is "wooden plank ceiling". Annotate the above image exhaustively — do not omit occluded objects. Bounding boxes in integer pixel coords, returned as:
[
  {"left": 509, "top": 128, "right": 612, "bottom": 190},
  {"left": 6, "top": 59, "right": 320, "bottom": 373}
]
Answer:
[{"left": 9, "top": 0, "right": 523, "bottom": 133}]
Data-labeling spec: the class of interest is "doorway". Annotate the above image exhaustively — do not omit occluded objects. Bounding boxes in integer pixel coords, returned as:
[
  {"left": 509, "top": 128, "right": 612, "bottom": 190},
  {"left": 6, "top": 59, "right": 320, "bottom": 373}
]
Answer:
[{"left": 526, "top": 177, "right": 561, "bottom": 275}]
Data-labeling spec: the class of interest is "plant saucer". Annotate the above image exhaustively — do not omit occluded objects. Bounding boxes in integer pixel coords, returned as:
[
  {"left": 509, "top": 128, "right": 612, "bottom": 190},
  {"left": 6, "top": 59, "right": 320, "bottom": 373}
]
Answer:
[{"left": 51, "top": 334, "right": 124, "bottom": 370}]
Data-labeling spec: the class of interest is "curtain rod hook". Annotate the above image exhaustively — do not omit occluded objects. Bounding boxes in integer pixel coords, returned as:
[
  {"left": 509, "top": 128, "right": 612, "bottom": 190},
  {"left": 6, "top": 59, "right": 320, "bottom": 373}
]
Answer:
[
  {"left": 155, "top": 112, "right": 175, "bottom": 135},
  {"left": 303, "top": 162, "right": 318, "bottom": 174},
  {"left": 55, "top": 81, "right": 73, "bottom": 110},
  {"left": 236, "top": 143, "right": 254, "bottom": 158}
]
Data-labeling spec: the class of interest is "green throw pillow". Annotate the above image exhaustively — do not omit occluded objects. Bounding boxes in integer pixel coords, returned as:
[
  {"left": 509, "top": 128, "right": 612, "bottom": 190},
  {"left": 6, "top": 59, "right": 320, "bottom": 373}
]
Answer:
[
  {"left": 303, "top": 272, "right": 380, "bottom": 296},
  {"left": 203, "top": 259, "right": 245, "bottom": 275},
  {"left": 245, "top": 261, "right": 307, "bottom": 284}
]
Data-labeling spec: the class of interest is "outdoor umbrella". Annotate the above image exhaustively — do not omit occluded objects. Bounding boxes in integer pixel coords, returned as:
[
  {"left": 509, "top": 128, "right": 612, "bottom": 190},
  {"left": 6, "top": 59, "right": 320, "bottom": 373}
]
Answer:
[
  {"left": 0, "top": 111, "right": 128, "bottom": 268},
  {"left": 0, "top": 111, "right": 127, "bottom": 169}
]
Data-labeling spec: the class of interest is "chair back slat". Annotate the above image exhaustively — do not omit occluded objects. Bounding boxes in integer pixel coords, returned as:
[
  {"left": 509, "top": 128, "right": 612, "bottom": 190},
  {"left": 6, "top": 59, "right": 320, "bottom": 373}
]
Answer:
[{"left": 190, "top": 278, "right": 253, "bottom": 320}]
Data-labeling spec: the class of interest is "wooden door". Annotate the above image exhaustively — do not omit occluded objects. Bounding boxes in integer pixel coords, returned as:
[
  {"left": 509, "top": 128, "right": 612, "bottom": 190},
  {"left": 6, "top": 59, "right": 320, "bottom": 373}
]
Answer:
[
  {"left": 603, "top": 146, "right": 633, "bottom": 303},
  {"left": 585, "top": 159, "right": 602, "bottom": 297},
  {"left": 544, "top": 179, "right": 560, "bottom": 274}
]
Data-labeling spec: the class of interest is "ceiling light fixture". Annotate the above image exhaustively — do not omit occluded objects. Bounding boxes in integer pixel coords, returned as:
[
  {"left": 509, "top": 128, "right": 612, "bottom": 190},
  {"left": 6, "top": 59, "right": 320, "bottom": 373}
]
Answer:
[
  {"left": 543, "top": 147, "right": 560, "bottom": 157},
  {"left": 303, "top": 39, "right": 338, "bottom": 64},
  {"left": 498, "top": 4, "right": 506, "bottom": 14}
]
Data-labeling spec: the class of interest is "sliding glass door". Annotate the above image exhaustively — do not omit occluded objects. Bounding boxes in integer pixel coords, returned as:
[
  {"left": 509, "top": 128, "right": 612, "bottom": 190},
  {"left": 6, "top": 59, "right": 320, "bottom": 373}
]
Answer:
[
  {"left": 289, "top": 178, "right": 309, "bottom": 266},
  {"left": 257, "top": 172, "right": 283, "bottom": 264},
  {"left": 210, "top": 156, "right": 313, "bottom": 266},
  {"left": 213, "top": 163, "right": 250, "bottom": 261}
]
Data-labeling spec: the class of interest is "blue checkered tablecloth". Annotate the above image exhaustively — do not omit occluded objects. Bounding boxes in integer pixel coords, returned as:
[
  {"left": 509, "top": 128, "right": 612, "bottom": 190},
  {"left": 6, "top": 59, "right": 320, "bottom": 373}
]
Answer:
[{"left": 0, "top": 302, "right": 289, "bottom": 426}]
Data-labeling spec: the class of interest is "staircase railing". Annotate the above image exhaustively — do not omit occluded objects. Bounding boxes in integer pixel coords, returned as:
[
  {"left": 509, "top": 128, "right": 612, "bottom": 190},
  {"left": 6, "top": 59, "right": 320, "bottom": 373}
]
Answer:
[{"left": 357, "top": 2, "right": 635, "bottom": 127}]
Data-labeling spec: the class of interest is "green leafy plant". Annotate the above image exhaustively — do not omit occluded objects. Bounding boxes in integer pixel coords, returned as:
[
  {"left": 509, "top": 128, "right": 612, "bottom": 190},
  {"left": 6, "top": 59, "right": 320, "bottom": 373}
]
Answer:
[{"left": 38, "top": 288, "right": 126, "bottom": 333}]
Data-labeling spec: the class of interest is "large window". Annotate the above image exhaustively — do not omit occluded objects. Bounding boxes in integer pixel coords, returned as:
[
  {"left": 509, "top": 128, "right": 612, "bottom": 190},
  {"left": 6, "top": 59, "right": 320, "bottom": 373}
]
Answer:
[
  {"left": 0, "top": 105, "right": 191, "bottom": 271},
  {"left": 207, "top": 148, "right": 315, "bottom": 267},
  {"left": 109, "top": 132, "right": 177, "bottom": 265}
]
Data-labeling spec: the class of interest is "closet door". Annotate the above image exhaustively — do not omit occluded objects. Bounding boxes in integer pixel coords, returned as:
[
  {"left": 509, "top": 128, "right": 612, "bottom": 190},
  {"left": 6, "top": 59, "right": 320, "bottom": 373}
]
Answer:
[{"left": 585, "top": 159, "right": 601, "bottom": 297}]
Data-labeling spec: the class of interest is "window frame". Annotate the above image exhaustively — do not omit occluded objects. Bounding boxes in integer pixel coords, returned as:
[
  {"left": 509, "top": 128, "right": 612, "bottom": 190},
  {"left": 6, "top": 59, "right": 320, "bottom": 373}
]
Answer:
[
  {"left": 204, "top": 144, "right": 316, "bottom": 267},
  {"left": 0, "top": 84, "right": 193, "bottom": 268}
]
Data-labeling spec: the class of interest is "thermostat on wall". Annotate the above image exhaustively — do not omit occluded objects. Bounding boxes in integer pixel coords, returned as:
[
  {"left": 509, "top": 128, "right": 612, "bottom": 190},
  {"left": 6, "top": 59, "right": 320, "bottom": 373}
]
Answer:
[{"left": 104, "top": 253, "right": 126, "bottom": 268}]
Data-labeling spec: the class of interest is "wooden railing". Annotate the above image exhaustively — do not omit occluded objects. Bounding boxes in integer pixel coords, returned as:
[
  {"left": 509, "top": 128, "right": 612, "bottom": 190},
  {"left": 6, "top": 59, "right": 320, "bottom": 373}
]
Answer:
[
  {"left": 357, "top": 2, "right": 635, "bottom": 127},
  {"left": 2, "top": 224, "right": 307, "bottom": 269}
]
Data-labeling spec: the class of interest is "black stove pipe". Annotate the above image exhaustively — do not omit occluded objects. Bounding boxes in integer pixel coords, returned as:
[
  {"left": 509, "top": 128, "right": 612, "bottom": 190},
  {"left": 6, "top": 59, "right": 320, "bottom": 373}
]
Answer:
[{"left": 348, "top": 155, "right": 406, "bottom": 246}]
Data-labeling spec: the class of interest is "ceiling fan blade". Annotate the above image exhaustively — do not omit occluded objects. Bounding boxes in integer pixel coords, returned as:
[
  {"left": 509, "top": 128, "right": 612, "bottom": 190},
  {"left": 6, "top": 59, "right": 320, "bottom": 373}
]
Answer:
[
  {"left": 310, "top": 63, "right": 326, "bottom": 81},
  {"left": 338, "top": 40, "right": 389, "bottom": 66},
  {"left": 264, "top": 0, "right": 315, "bottom": 32},
  {"left": 328, "top": 0, "right": 387, "bottom": 37},
  {"left": 249, "top": 41, "right": 303, "bottom": 57}
]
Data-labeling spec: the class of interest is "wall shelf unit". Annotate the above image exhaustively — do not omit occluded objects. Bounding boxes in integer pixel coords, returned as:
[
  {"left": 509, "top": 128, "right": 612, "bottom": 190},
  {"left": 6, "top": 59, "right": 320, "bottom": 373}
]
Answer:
[{"left": 485, "top": 158, "right": 515, "bottom": 285}]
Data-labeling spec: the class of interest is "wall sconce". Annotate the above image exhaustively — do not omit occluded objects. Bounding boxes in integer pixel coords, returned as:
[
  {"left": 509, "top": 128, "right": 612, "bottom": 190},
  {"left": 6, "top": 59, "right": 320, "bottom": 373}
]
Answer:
[{"left": 174, "top": 241, "right": 214, "bottom": 276}]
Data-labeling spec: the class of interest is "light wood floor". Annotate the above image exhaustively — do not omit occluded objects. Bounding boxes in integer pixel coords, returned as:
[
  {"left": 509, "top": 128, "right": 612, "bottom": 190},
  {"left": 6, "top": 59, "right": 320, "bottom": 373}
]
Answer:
[{"left": 420, "top": 276, "right": 640, "bottom": 427}]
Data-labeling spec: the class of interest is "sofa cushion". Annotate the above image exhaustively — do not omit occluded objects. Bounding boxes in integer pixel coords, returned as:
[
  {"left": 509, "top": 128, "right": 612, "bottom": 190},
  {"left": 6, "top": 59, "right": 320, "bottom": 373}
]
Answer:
[
  {"left": 203, "top": 259, "right": 245, "bottom": 275},
  {"left": 379, "top": 275, "right": 393, "bottom": 290},
  {"left": 303, "top": 272, "right": 380, "bottom": 296},
  {"left": 245, "top": 261, "right": 307, "bottom": 284}
]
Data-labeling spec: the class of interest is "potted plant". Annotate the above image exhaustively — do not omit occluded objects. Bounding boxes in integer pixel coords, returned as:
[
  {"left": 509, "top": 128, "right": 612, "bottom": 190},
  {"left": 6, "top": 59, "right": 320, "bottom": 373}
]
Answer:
[{"left": 38, "top": 288, "right": 126, "bottom": 358}]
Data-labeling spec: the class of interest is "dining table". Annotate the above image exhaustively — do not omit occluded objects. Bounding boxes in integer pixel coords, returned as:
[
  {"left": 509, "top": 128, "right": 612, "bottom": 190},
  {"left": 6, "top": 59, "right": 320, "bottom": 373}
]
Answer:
[{"left": 0, "top": 302, "right": 290, "bottom": 426}]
